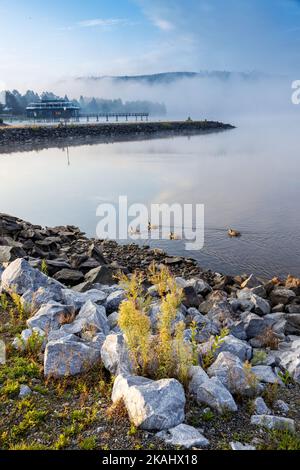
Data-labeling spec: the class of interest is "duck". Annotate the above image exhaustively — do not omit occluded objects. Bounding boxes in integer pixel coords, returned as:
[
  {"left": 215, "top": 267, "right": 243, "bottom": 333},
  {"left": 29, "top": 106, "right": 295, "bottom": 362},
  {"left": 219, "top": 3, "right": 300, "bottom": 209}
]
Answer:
[
  {"left": 148, "top": 221, "right": 159, "bottom": 231},
  {"left": 228, "top": 228, "right": 241, "bottom": 237},
  {"left": 169, "top": 231, "right": 181, "bottom": 240},
  {"left": 129, "top": 226, "right": 141, "bottom": 235}
]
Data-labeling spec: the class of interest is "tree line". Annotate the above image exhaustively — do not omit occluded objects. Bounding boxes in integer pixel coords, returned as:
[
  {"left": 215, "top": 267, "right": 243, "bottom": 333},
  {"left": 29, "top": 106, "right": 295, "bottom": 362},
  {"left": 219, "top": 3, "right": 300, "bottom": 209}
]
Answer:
[{"left": 0, "top": 90, "right": 167, "bottom": 116}]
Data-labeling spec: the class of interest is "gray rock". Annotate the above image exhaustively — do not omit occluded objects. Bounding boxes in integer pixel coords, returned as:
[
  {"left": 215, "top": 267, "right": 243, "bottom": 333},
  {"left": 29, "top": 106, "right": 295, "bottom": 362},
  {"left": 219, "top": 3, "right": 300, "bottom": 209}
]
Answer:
[
  {"left": 230, "top": 442, "right": 256, "bottom": 451},
  {"left": 286, "top": 305, "right": 300, "bottom": 314},
  {"left": 62, "top": 288, "right": 107, "bottom": 311},
  {"left": 148, "top": 303, "right": 161, "bottom": 329},
  {"left": 147, "top": 285, "right": 160, "bottom": 298},
  {"left": 101, "top": 334, "right": 133, "bottom": 375},
  {"left": 250, "top": 415, "right": 295, "bottom": 432},
  {"left": 243, "top": 313, "right": 266, "bottom": 339},
  {"left": 63, "top": 300, "right": 109, "bottom": 335},
  {"left": 218, "top": 335, "right": 252, "bottom": 362},
  {"left": 188, "top": 278, "right": 212, "bottom": 296},
  {"left": 19, "top": 384, "right": 32, "bottom": 398},
  {"left": 22, "top": 284, "right": 64, "bottom": 309},
  {"left": 270, "top": 288, "right": 296, "bottom": 306},
  {"left": 250, "top": 294, "right": 271, "bottom": 316},
  {"left": 157, "top": 424, "right": 209, "bottom": 449},
  {"left": 182, "top": 285, "right": 202, "bottom": 308},
  {"left": 230, "top": 298, "right": 254, "bottom": 313},
  {"left": 276, "top": 339, "right": 300, "bottom": 383},
  {"left": 84, "top": 265, "right": 116, "bottom": 286},
  {"left": 0, "top": 245, "right": 26, "bottom": 264},
  {"left": 188, "top": 366, "right": 209, "bottom": 395},
  {"left": 207, "top": 352, "right": 259, "bottom": 397},
  {"left": 199, "top": 290, "right": 227, "bottom": 314},
  {"left": 191, "top": 376, "right": 238, "bottom": 413},
  {"left": 53, "top": 268, "right": 84, "bottom": 286},
  {"left": 252, "top": 365, "right": 282, "bottom": 385},
  {"left": 254, "top": 397, "right": 271, "bottom": 415},
  {"left": 111, "top": 374, "right": 186, "bottom": 430},
  {"left": 274, "top": 400, "right": 289, "bottom": 414},
  {"left": 285, "top": 314, "right": 300, "bottom": 334},
  {"left": 175, "top": 277, "right": 188, "bottom": 288},
  {"left": 27, "top": 302, "right": 75, "bottom": 332},
  {"left": 1, "top": 258, "right": 61, "bottom": 295},
  {"left": 106, "top": 290, "right": 125, "bottom": 313},
  {"left": 107, "top": 311, "right": 119, "bottom": 329},
  {"left": 44, "top": 336, "right": 101, "bottom": 377}
]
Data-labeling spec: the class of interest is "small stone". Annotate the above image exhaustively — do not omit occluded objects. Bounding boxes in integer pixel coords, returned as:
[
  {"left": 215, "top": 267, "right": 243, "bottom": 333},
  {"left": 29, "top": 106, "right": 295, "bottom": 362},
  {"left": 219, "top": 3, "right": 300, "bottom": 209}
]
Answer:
[
  {"left": 254, "top": 397, "right": 271, "bottom": 415},
  {"left": 19, "top": 384, "right": 32, "bottom": 398},
  {"left": 157, "top": 424, "right": 209, "bottom": 449},
  {"left": 274, "top": 400, "right": 290, "bottom": 414},
  {"left": 250, "top": 415, "right": 295, "bottom": 432},
  {"left": 230, "top": 441, "right": 256, "bottom": 451}
]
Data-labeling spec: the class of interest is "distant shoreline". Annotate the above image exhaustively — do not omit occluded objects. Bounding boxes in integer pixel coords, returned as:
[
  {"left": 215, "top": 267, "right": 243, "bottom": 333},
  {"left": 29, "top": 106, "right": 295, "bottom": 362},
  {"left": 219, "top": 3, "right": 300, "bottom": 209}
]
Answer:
[{"left": 0, "top": 120, "right": 235, "bottom": 154}]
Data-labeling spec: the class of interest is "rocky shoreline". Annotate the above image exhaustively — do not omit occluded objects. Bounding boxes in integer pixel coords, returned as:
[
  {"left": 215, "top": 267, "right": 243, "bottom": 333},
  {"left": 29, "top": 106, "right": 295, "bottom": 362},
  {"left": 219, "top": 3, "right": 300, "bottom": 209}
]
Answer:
[
  {"left": 1, "top": 213, "right": 300, "bottom": 451},
  {"left": 0, "top": 120, "right": 234, "bottom": 154}
]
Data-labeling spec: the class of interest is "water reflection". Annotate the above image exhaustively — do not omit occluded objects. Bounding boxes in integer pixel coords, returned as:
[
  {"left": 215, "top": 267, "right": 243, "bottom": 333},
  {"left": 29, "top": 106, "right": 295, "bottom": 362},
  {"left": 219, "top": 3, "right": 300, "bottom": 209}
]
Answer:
[{"left": 0, "top": 116, "right": 299, "bottom": 278}]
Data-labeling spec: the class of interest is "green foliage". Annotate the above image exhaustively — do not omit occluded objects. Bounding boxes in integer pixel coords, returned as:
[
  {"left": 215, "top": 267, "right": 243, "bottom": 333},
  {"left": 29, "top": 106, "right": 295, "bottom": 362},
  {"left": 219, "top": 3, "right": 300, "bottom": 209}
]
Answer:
[
  {"left": 1, "top": 379, "right": 20, "bottom": 398},
  {"left": 251, "top": 350, "right": 267, "bottom": 366},
  {"left": 190, "top": 320, "right": 199, "bottom": 366},
  {"left": 11, "top": 409, "right": 48, "bottom": 437},
  {"left": 41, "top": 259, "right": 48, "bottom": 275},
  {"left": 278, "top": 370, "right": 293, "bottom": 386},
  {"left": 201, "top": 328, "right": 229, "bottom": 369},
  {"left": 201, "top": 409, "right": 214, "bottom": 422},
  {"left": 259, "top": 430, "right": 300, "bottom": 450},
  {"left": 53, "top": 433, "right": 70, "bottom": 450},
  {"left": 128, "top": 424, "right": 138, "bottom": 436},
  {"left": 79, "top": 436, "right": 97, "bottom": 450},
  {"left": 0, "top": 293, "right": 9, "bottom": 311},
  {"left": 263, "top": 382, "right": 279, "bottom": 407}
]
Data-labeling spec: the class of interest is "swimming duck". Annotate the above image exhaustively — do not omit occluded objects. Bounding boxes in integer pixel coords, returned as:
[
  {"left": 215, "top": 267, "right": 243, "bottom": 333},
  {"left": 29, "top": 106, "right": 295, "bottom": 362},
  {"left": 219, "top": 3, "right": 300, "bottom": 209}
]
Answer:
[
  {"left": 129, "top": 226, "right": 141, "bottom": 235},
  {"left": 148, "top": 221, "right": 159, "bottom": 231},
  {"left": 228, "top": 228, "right": 241, "bottom": 237},
  {"left": 169, "top": 231, "right": 181, "bottom": 240}
]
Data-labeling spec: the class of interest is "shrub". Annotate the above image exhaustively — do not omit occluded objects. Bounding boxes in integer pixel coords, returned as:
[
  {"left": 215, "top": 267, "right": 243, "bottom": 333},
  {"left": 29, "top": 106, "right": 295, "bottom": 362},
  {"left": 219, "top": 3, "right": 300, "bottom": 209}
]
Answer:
[
  {"left": 201, "top": 328, "right": 229, "bottom": 369},
  {"left": 118, "top": 268, "right": 194, "bottom": 384}
]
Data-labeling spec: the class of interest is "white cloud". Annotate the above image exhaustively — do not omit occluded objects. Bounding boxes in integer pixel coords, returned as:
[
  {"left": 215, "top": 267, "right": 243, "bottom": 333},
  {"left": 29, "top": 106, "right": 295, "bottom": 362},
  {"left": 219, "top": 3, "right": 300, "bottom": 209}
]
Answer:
[
  {"left": 78, "top": 18, "right": 128, "bottom": 28},
  {"left": 152, "top": 18, "right": 174, "bottom": 31}
]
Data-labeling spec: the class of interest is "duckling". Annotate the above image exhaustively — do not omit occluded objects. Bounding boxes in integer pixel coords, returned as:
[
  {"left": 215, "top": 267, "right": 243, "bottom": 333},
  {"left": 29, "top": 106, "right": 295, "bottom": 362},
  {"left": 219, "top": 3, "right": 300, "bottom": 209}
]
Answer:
[
  {"left": 228, "top": 228, "right": 241, "bottom": 237},
  {"left": 129, "top": 226, "right": 140, "bottom": 235},
  {"left": 148, "top": 221, "right": 159, "bottom": 231},
  {"left": 169, "top": 231, "right": 181, "bottom": 240}
]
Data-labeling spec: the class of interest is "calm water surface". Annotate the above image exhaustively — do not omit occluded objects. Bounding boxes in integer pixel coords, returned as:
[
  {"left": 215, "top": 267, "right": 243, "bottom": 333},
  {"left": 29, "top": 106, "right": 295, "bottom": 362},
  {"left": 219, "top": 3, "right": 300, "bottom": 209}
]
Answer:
[{"left": 0, "top": 116, "right": 299, "bottom": 278}]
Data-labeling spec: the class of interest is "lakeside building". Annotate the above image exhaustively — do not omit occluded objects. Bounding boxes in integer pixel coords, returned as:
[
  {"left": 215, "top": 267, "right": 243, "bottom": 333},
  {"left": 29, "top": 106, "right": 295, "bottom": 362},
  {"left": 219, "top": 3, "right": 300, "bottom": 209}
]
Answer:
[{"left": 26, "top": 99, "right": 80, "bottom": 120}]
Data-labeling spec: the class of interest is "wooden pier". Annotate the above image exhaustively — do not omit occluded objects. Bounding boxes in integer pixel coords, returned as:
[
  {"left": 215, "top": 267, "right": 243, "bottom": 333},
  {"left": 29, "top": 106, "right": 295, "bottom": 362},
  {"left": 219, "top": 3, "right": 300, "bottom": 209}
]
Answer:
[
  {"left": 0, "top": 112, "right": 149, "bottom": 124},
  {"left": 80, "top": 112, "right": 149, "bottom": 122}
]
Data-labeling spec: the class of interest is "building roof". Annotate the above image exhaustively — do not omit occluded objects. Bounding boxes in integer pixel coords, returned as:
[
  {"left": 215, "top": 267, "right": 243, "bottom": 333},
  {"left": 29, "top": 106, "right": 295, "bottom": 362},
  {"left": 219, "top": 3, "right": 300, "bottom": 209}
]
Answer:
[{"left": 26, "top": 99, "right": 80, "bottom": 111}]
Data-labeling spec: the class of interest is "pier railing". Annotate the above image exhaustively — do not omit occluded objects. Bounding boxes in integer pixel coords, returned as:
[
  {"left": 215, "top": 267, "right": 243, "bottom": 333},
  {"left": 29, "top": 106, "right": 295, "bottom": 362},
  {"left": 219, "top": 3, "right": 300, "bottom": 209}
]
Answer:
[{"left": 0, "top": 112, "right": 150, "bottom": 124}]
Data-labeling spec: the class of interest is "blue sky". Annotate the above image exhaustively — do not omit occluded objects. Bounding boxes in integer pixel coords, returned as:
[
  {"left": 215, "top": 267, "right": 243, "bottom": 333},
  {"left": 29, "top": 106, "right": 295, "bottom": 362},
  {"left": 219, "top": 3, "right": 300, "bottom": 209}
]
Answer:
[{"left": 0, "top": 0, "right": 300, "bottom": 88}]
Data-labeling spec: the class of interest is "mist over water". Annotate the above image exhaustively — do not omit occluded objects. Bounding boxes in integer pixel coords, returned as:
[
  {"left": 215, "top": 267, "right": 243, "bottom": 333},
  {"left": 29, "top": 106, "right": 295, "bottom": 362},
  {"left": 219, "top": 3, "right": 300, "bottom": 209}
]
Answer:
[{"left": 0, "top": 91, "right": 299, "bottom": 278}]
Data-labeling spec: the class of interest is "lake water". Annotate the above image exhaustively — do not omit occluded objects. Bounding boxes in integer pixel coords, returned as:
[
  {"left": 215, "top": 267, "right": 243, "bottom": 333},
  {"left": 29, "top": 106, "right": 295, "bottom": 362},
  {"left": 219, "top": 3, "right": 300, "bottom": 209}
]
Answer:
[{"left": 0, "top": 115, "right": 299, "bottom": 278}]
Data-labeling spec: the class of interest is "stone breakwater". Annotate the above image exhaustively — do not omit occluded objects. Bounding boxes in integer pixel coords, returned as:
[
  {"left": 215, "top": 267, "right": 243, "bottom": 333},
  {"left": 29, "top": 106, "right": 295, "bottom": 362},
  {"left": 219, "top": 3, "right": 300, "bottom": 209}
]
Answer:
[
  {"left": 1, "top": 213, "right": 300, "bottom": 449},
  {"left": 0, "top": 120, "right": 234, "bottom": 154}
]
